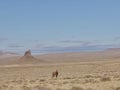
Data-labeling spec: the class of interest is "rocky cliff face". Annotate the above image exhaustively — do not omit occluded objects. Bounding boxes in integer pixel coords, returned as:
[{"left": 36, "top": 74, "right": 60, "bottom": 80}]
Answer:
[
  {"left": 24, "top": 50, "right": 32, "bottom": 57},
  {"left": 20, "top": 50, "right": 37, "bottom": 62}
]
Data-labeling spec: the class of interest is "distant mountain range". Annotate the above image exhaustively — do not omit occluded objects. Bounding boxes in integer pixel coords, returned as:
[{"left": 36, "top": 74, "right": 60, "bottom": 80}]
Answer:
[
  {"left": 0, "top": 48, "right": 120, "bottom": 65},
  {"left": 0, "top": 51, "right": 18, "bottom": 55}
]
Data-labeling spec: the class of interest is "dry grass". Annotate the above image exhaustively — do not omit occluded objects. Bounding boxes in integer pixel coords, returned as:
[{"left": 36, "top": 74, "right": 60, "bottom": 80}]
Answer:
[
  {"left": 100, "top": 77, "right": 111, "bottom": 82},
  {"left": 70, "top": 86, "right": 84, "bottom": 90},
  {"left": 33, "top": 85, "right": 51, "bottom": 90},
  {"left": 0, "top": 60, "right": 120, "bottom": 90},
  {"left": 116, "top": 87, "right": 120, "bottom": 90},
  {"left": 56, "top": 88, "right": 66, "bottom": 90}
]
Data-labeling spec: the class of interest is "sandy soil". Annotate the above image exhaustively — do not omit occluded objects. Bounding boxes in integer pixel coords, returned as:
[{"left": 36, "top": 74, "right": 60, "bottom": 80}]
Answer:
[
  {"left": 0, "top": 61, "right": 120, "bottom": 90},
  {"left": 1, "top": 49, "right": 120, "bottom": 90}
]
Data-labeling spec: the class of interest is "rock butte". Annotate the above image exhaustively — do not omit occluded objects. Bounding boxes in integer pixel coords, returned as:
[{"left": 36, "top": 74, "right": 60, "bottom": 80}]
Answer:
[{"left": 19, "top": 50, "right": 37, "bottom": 62}]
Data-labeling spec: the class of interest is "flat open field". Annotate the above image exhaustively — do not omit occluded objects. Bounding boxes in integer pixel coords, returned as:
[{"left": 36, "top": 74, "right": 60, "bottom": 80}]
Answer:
[{"left": 0, "top": 60, "right": 120, "bottom": 90}]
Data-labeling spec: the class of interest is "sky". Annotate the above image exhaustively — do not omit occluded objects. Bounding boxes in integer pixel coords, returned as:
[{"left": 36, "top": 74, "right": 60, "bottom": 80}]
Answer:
[{"left": 0, "top": 0, "right": 120, "bottom": 54}]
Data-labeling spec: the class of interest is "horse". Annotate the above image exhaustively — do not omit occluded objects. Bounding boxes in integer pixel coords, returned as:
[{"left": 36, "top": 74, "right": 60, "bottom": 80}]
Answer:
[{"left": 52, "top": 70, "right": 58, "bottom": 78}]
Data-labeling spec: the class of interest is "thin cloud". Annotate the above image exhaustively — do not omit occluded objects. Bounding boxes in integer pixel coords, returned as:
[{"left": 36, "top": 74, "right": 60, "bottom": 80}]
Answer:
[
  {"left": 0, "top": 37, "right": 8, "bottom": 42},
  {"left": 60, "top": 40, "right": 84, "bottom": 43},
  {"left": 33, "top": 40, "right": 40, "bottom": 42},
  {"left": 35, "top": 44, "right": 47, "bottom": 48},
  {"left": 32, "top": 44, "right": 114, "bottom": 54},
  {"left": 60, "top": 40, "right": 93, "bottom": 46},
  {"left": 31, "top": 40, "right": 119, "bottom": 54},
  {"left": 8, "top": 44, "right": 24, "bottom": 48},
  {"left": 113, "top": 37, "right": 120, "bottom": 41}
]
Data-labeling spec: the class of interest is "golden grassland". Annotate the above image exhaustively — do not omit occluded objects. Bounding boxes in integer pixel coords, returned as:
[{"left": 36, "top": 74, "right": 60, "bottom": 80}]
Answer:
[
  {"left": 0, "top": 60, "right": 120, "bottom": 90},
  {"left": 1, "top": 49, "right": 120, "bottom": 90}
]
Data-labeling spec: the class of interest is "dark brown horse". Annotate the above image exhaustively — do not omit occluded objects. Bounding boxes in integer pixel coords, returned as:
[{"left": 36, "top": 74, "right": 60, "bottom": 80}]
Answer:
[{"left": 52, "top": 70, "right": 58, "bottom": 78}]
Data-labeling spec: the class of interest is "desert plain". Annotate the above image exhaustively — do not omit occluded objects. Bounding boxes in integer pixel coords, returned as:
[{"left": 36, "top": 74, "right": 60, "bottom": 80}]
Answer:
[{"left": 0, "top": 49, "right": 120, "bottom": 90}]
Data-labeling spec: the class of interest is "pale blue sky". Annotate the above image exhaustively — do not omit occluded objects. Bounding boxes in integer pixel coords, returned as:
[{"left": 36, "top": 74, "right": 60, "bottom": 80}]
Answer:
[{"left": 0, "top": 0, "right": 120, "bottom": 54}]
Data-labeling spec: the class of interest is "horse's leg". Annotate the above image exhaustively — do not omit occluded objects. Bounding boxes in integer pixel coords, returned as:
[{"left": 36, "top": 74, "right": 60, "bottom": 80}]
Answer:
[
  {"left": 56, "top": 73, "right": 58, "bottom": 78},
  {"left": 56, "top": 72, "right": 58, "bottom": 78}
]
